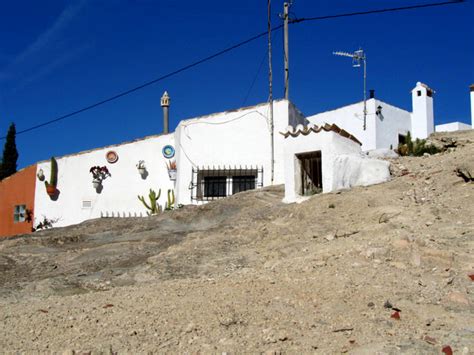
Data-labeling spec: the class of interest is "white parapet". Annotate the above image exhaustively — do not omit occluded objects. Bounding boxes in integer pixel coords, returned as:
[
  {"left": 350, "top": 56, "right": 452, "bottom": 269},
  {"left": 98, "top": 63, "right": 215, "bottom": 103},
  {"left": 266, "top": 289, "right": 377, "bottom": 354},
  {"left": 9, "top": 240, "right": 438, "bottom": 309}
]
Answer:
[{"left": 332, "top": 154, "right": 391, "bottom": 191}]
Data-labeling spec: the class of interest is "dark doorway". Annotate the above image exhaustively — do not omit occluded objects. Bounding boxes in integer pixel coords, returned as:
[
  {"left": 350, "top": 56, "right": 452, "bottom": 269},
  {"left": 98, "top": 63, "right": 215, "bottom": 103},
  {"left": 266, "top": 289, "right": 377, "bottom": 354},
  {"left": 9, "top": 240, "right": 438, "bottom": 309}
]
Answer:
[
  {"left": 296, "top": 151, "right": 322, "bottom": 196},
  {"left": 398, "top": 134, "right": 407, "bottom": 145}
]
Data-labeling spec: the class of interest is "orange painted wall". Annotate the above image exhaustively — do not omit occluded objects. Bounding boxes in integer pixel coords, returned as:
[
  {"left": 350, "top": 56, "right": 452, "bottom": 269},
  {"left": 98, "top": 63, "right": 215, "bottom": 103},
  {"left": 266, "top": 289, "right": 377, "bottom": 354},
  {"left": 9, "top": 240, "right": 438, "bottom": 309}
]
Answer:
[{"left": 0, "top": 165, "right": 37, "bottom": 237}]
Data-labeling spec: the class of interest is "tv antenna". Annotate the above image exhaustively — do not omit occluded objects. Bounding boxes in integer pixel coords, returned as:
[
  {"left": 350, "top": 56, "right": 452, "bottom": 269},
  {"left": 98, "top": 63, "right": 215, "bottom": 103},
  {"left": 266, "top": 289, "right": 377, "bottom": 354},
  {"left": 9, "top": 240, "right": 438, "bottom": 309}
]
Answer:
[{"left": 333, "top": 49, "right": 367, "bottom": 130}]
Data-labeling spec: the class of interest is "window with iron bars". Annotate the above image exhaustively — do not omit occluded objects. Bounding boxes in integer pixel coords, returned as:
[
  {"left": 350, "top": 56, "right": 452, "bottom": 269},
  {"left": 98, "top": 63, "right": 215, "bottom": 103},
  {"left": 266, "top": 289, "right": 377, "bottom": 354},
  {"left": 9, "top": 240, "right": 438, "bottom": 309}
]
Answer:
[{"left": 190, "top": 166, "right": 264, "bottom": 202}]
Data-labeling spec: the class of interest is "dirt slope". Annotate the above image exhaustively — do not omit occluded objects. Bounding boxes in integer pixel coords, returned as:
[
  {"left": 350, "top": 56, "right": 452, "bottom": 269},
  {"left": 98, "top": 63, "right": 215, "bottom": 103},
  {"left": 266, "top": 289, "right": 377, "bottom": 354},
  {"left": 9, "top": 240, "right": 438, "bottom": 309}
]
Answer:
[{"left": 0, "top": 131, "right": 473, "bottom": 354}]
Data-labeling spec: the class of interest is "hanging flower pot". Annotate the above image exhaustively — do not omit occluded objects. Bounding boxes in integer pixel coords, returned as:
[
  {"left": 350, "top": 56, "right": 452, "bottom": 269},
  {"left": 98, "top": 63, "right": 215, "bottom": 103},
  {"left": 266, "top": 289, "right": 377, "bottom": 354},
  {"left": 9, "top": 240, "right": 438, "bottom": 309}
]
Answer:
[
  {"left": 168, "top": 169, "right": 177, "bottom": 181},
  {"left": 45, "top": 184, "right": 56, "bottom": 196},
  {"left": 166, "top": 160, "right": 177, "bottom": 181},
  {"left": 37, "top": 169, "right": 45, "bottom": 181},
  {"left": 92, "top": 179, "right": 102, "bottom": 189},
  {"left": 136, "top": 160, "right": 147, "bottom": 177},
  {"left": 89, "top": 166, "right": 110, "bottom": 191}
]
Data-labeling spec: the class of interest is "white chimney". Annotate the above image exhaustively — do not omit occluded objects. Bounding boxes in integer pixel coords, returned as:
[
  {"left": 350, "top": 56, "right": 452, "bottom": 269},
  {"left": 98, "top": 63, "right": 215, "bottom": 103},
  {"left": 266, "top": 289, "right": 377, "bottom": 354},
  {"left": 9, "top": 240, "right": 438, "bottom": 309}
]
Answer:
[
  {"left": 470, "top": 84, "right": 474, "bottom": 128},
  {"left": 161, "top": 91, "right": 170, "bottom": 134},
  {"left": 411, "top": 82, "right": 435, "bottom": 139}
]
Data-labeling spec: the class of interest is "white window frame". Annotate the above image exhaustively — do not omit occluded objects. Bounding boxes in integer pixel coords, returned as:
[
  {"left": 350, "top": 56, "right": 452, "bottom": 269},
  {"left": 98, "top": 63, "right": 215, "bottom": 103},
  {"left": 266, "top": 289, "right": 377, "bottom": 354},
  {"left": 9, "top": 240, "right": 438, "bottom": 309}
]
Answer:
[{"left": 14, "top": 205, "right": 26, "bottom": 223}]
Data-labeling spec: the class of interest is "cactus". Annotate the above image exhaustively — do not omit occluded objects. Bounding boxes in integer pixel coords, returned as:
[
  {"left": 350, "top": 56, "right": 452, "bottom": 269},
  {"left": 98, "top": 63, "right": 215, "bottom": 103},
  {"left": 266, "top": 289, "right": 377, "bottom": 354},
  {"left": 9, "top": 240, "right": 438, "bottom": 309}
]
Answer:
[
  {"left": 165, "top": 189, "right": 175, "bottom": 210},
  {"left": 138, "top": 189, "right": 161, "bottom": 215},
  {"left": 45, "top": 157, "right": 58, "bottom": 188}
]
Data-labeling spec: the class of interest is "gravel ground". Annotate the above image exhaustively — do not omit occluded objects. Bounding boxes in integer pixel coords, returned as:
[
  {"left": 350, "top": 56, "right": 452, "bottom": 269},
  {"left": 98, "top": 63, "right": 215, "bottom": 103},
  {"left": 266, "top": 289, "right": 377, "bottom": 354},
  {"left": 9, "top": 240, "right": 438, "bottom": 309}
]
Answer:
[{"left": 0, "top": 130, "right": 473, "bottom": 354}]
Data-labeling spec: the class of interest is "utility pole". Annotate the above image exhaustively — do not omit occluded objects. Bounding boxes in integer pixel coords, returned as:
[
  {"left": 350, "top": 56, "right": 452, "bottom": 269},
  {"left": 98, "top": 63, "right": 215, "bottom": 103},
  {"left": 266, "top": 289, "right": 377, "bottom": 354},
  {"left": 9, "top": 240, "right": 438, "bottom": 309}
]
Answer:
[
  {"left": 268, "top": 0, "right": 274, "bottom": 184},
  {"left": 283, "top": 2, "right": 290, "bottom": 100}
]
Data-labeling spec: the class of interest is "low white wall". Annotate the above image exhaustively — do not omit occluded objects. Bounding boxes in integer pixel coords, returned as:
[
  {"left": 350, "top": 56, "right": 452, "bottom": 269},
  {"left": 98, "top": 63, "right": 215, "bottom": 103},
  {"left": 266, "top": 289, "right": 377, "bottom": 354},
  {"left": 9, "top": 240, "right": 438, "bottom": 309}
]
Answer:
[
  {"left": 332, "top": 155, "right": 391, "bottom": 191},
  {"left": 435, "top": 122, "right": 472, "bottom": 132},
  {"left": 175, "top": 100, "right": 293, "bottom": 205},
  {"left": 34, "top": 134, "right": 175, "bottom": 227}
]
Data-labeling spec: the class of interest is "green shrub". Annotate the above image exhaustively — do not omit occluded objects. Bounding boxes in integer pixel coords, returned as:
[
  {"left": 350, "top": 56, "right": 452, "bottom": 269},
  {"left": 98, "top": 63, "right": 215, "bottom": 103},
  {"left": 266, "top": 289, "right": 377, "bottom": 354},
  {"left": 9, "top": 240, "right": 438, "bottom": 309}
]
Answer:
[{"left": 397, "top": 132, "right": 440, "bottom": 157}]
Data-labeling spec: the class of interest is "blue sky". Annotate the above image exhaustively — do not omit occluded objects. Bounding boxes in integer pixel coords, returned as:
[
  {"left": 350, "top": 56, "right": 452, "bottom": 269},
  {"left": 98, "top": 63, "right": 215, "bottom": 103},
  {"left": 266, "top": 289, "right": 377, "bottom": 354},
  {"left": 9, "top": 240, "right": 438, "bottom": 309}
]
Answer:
[{"left": 0, "top": 0, "right": 473, "bottom": 168}]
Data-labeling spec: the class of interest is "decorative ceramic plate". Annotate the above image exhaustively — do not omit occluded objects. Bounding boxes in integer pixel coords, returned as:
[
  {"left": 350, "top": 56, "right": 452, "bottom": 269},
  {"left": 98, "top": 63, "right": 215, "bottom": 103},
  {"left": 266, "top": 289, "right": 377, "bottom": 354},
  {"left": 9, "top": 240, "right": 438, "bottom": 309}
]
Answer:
[
  {"left": 106, "top": 151, "right": 119, "bottom": 163},
  {"left": 162, "top": 145, "right": 175, "bottom": 159}
]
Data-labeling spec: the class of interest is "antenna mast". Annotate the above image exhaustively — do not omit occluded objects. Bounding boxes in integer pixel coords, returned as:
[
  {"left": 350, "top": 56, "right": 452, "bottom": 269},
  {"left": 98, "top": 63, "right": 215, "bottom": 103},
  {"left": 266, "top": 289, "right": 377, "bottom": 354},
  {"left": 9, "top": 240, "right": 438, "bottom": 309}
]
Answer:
[{"left": 333, "top": 49, "right": 367, "bottom": 130}]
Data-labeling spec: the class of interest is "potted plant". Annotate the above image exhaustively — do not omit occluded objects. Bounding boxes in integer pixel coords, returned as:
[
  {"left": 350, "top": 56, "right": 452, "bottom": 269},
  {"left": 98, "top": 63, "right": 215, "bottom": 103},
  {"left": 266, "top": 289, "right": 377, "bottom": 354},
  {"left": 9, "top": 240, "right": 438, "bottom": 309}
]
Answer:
[
  {"left": 89, "top": 166, "right": 110, "bottom": 189},
  {"left": 37, "top": 168, "right": 45, "bottom": 181},
  {"left": 167, "top": 160, "right": 177, "bottom": 181},
  {"left": 44, "top": 157, "right": 58, "bottom": 196},
  {"left": 136, "top": 160, "right": 147, "bottom": 176}
]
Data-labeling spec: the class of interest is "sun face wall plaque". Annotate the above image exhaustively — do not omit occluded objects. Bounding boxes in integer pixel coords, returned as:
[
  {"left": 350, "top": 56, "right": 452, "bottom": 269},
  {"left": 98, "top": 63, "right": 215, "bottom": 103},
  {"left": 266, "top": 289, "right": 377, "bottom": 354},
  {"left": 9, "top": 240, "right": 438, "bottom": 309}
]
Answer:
[
  {"left": 162, "top": 145, "right": 175, "bottom": 159},
  {"left": 106, "top": 151, "right": 119, "bottom": 163}
]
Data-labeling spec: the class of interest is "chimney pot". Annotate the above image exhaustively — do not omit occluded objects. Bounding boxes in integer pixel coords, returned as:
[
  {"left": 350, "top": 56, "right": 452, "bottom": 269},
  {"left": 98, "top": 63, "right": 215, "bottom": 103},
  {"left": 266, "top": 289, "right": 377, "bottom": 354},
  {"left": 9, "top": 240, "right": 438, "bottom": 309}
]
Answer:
[
  {"left": 369, "top": 89, "right": 375, "bottom": 99},
  {"left": 161, "top": 91, "right": 170, "bottom": 134}
]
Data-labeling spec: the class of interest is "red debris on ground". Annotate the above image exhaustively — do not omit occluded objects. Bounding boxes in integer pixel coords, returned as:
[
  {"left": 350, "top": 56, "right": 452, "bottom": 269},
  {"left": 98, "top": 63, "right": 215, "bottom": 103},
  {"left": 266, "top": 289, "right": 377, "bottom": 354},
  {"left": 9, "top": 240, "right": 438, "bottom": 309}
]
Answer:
[
  {"left": 390, "top": 311, "right": 400, "bottom": 320},
  {"left": 442, "top": 345, "right": 453, "bottom": 355}
]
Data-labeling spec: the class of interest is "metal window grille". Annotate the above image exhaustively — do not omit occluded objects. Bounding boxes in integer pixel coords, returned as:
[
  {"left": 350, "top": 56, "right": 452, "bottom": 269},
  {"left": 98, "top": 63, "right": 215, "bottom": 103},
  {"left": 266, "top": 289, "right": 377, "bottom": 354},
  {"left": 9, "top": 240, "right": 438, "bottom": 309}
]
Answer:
[
  {"left": 190, "top": 166, "right": 264, "bottom": 202},
  {"left": 13, "top": 205, "right": 26, "bottom": 223}
]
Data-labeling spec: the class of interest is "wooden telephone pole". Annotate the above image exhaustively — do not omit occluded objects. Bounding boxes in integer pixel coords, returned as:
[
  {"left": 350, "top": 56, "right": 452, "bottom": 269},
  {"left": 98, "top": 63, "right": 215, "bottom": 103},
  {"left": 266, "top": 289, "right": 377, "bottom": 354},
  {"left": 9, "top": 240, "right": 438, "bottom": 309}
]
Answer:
[
  {"left": 268, "top": 0, "right": 274, "bottom": 184},
  {"left": 283, "top": 2, "right": 290, "bottom": 100}
]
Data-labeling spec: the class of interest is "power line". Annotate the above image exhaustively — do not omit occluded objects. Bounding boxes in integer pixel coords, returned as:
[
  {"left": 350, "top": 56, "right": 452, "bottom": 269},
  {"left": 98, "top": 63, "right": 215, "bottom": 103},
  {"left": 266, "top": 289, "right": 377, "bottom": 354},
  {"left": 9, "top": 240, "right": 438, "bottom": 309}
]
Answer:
[
  {"left": 291, "top": 0, "right": 464, "bottom": 23},
  {"left": 2, "top": 0, "right": 465, "bottom": 140},
  {"left": 3, "top": 26, "right": 282, "bottom": 139},
  {"left": 241, "top": 50, "right": 267, "bottom": 107}
]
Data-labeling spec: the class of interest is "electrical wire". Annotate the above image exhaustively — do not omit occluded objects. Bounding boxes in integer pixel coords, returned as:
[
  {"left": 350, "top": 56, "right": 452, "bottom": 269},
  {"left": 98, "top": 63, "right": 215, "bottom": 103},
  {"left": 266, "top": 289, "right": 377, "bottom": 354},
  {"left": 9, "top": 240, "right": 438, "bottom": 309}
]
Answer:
[
  {"left": 1, "top": 0, "right": 465, "bottom": 140},
  {"left": 1, "top": 26, "right": 282, "bottom": 140},
  {"left": 242, "top": 51, "right": 268, "bottom": 107},
  {"left": 291, "top": 0, "right": 464, "bottom": 24}
]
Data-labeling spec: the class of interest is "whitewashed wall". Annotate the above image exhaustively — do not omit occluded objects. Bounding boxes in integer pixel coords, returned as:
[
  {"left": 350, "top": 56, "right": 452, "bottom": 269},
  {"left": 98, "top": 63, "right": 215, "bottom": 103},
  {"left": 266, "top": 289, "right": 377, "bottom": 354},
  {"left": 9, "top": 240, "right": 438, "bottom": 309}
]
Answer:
[
  {"left": 307, "top": 98, "right": 414, "bottom": 151},
  {"left": 411, "top": 82, "right": 435, "bottom": 140},
  {"left": 283, "top": 129, "right": 390, "bottom": 203},
  {"left": 307, "top": 100, "right": 378, "bottom": 151},
  {"left": 435, "top": 122, "right": 471, "bottom": 132},
  {"left": 34, "top": 134, "right": 175, "bottom": 227},
  {"left": 174, "top": 100, "right": 298, "bottom": 205},
  {"left": 374, "top": 100, "right": 411, "bottom": 149},
  {"left": 471, "top": 88, "right": 474, "bottom": 127},
  {"left": 282, "top": 130, "right": 359, "bottom": 203}
]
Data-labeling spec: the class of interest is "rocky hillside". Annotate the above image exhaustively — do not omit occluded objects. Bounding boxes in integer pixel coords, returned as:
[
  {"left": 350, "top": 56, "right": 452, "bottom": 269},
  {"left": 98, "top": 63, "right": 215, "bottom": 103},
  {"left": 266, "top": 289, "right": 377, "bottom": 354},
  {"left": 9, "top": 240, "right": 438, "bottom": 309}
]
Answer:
[{"left": 0, "top": 130, "right": 473, "bottom": 354}]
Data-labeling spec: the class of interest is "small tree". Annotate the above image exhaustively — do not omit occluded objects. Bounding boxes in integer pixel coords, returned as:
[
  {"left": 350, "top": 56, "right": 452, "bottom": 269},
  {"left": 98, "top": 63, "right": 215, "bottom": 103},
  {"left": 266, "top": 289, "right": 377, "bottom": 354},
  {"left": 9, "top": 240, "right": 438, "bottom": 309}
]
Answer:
[{"left": 0, "top": 123, "right": 19, "bottom": 180}]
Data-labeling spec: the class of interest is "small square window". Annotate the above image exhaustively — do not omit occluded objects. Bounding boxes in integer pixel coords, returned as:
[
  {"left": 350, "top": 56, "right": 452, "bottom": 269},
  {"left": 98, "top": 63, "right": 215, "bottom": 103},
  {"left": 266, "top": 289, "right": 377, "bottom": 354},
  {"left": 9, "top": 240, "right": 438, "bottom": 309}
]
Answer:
[
  {"left": 417, "top": 90, "right": 422, "bottom": 97},
  {"left": 14, "top": 205, "right": 26, "bottom": 223}
]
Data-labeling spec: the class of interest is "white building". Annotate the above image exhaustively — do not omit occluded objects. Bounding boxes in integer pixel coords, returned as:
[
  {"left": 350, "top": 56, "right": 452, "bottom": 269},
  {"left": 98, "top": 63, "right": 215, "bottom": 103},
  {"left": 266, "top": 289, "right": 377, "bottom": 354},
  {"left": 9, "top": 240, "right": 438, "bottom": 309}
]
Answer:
[
  {"left": 32, "top": 99, "right": 308, "bottom": 227},
  {"left": 31, "top": 96, "right": 391, "bottom": 228},
  {"left": 35, "top": 134, "right": 176, "bottom": 227},
  {"left": 307, "top": 82, "right": 472, "bottom": 151},
  {"left": 281, "top": 123, "right": 390, "bottom": 203}
]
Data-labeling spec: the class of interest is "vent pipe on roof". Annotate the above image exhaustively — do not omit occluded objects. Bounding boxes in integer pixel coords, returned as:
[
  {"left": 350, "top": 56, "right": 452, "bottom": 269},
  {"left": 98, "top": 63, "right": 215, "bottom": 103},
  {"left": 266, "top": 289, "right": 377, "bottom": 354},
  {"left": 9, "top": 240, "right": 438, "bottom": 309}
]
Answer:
[
  {"left": 369, "top": 89, "right": 375, "bottom": 99},
  {"left": 161, "top": 91, "right": 170, "bottom": 134}
]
